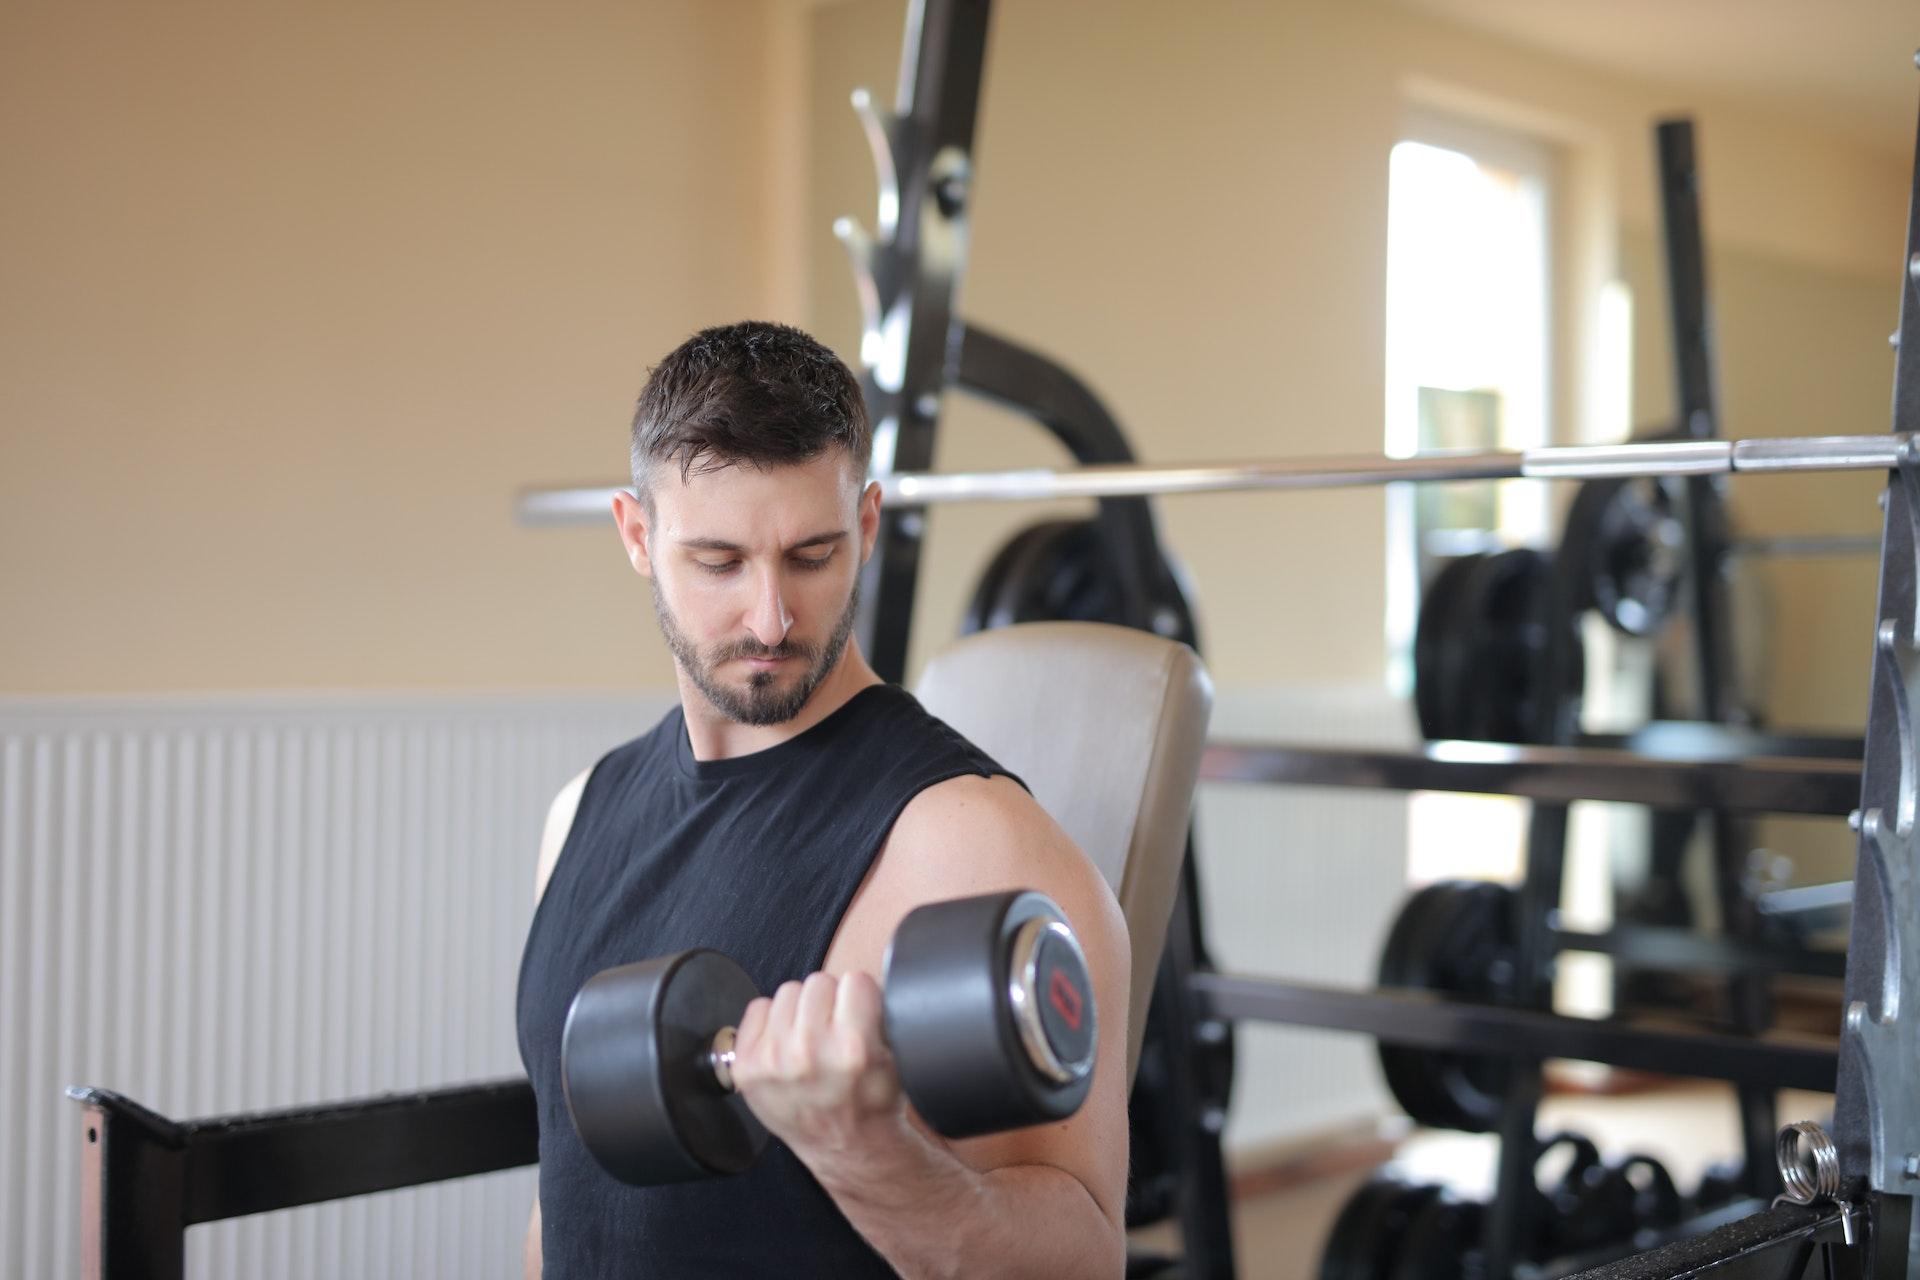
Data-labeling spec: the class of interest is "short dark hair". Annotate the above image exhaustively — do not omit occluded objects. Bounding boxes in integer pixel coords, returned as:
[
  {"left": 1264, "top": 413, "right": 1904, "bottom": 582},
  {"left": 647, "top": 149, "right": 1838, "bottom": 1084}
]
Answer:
[{"left": 630, "top": 321, "right": 871, "bottom": 498}]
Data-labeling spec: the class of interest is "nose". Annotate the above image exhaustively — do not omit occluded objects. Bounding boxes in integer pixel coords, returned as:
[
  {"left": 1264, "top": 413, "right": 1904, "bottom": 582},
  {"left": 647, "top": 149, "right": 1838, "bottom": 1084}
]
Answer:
[{"left": 744, "top": 567, "right": 793, "bottom": 648}]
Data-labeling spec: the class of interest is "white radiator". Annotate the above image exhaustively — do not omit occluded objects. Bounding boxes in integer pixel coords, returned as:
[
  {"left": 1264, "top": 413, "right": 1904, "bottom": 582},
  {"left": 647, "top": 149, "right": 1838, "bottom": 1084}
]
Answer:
[
  {"left": 0, "top": 694, "right": 666, "bottom": 1280},
  {"left": 1195, "top": 684, "right": 1417, "bottom": 1158}
]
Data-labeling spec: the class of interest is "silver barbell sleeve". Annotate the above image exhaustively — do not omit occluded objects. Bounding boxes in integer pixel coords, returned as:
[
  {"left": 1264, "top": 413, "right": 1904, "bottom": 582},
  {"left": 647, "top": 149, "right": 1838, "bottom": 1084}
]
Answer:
[{"left": 516, "top": 433, "right": 1912, "bottom": 526}]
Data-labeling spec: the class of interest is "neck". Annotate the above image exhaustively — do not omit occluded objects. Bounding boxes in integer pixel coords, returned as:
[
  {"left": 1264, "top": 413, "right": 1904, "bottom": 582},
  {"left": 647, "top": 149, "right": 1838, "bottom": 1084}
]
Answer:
[{"left": 678, "top": 641, "right": 883, "bottom": 761}]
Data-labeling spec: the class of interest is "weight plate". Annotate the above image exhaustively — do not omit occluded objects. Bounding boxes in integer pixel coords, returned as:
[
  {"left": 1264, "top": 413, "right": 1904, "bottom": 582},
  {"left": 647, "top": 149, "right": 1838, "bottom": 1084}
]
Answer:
[
  {"left": 1319, "top": 1178, "right": 1443, "bottom": 1280},
  {"left": 1413, "top": 555, "right": 1483, "bottom": 741},
  {"left": 1375, "top": 881, "right": 1517, "bottom": 1133},
  {"left": 1387, "top": 1192, "right": 1486, "bottom": 1280},
  {"left": 1563, "top": 477, "right": 1685, "bottom": 638},
  {"left": 961, "top": 519, "right": 1126, "bottom": 632},
  {"left": 1617, "top": 1153, "right": 1683, "bottom": 1232},
  {"left": 562, "top": 948, "right": 767, "bottom": 1185},
  {"left": 1414, "top": 550, "right": 1584, "bottom": 743}
]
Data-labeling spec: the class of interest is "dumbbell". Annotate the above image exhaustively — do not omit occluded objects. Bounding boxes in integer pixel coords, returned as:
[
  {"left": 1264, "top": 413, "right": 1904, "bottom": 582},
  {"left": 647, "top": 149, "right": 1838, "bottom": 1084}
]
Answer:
[{"left": 561, "top": 889, "right": 1098, "bottom": 1185}]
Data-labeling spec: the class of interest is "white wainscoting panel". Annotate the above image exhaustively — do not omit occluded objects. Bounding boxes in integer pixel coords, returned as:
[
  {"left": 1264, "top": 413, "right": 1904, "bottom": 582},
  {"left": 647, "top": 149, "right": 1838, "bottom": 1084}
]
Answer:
[
  {"left": 0, "top": 693, "right": 668, "bottom": 1280},
  {"left": 1195, "top": 684, "right": 1417, "bottom": 1156}
]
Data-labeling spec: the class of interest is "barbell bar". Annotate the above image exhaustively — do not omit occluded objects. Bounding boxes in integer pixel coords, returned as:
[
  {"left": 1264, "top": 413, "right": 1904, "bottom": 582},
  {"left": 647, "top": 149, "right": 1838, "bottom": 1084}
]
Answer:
[{"left": 517, "top": 433, "right": 1913, "bottom": 525}]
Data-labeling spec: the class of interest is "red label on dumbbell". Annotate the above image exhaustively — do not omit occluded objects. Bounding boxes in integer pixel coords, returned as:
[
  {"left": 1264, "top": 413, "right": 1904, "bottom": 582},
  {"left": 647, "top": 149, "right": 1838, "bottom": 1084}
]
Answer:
[
  {"left": 1048, "top": 968, "right": 1084, "bottom": 1030},
  {"left": 1034, "top": 931, "right": 1096, "bottom": 1072}
]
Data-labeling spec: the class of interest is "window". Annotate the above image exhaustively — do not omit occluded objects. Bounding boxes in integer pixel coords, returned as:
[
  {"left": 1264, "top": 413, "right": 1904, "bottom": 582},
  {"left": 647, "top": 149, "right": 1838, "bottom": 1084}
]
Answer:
[{"left": 1384, "top": 115, "right": 1556, "bottom": 886}]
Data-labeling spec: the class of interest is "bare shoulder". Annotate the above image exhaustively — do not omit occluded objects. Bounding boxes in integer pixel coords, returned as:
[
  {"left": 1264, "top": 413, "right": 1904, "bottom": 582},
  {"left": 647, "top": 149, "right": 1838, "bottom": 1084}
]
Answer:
[
  {"left": 533, "top": 767, "right": 592, "bottom": 906},
  {"left": 889, "top": 773, "right": 1102, "bottom": 896},
  {"left": 837, "top": 772, "right": 1127, "bottom": 974}
]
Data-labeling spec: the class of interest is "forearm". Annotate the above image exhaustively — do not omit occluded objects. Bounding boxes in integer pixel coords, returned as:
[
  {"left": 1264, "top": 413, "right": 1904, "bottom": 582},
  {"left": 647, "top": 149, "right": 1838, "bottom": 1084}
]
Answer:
[{"left": 808, "top": 1119, "right": 1122, "bottom": 1280}]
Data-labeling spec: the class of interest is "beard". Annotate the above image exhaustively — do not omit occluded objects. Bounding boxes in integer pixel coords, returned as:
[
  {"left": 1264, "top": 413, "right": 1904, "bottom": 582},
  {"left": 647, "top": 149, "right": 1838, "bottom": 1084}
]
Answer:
[{"left": 652, "top": 578, "right": 861, "bottom": 727}]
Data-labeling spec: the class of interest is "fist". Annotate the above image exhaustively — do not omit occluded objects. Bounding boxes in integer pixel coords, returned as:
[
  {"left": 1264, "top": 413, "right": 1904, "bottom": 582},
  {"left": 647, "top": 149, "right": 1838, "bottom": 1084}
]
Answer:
[{"left": 729, "top": 970, "right": 906, "bottom": 1156}]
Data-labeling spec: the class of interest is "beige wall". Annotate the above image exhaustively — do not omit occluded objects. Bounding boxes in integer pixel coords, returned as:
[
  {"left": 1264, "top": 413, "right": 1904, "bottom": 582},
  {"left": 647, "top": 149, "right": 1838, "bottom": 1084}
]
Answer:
[
  {"left": 3, "top": 0, "right": 795, "bottom": 693},
  {"left": 5, "top": 0, "right": 1909, "bottom": 697},
  {"left": 806, "top": 0, "right": 1908, "bottom": 691}
]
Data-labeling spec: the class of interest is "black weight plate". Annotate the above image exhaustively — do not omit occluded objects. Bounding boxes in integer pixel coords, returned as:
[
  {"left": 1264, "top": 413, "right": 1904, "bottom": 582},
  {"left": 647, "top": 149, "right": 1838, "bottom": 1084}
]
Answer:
[
  {"left": 1563, "top": 477, "right": 1685, "bottom": 638},
  {"left": 1413, "top": 555, "right": 1484, "bottom": 740},
  {"left": 1618, "top": 1153, "right": 1683, "bottom": 1234},
  {"left": 1319, "top": 1179, "right": 1444, "bottom": 1280},
  {"left": 1388, "top": 1192, "right": 1486, "bottom": 1280},
  {"left": 1374, "top": 883, "right": 1476, "bottom": 1129},
  {"left": 1376, "top": 881, "right": 1517, "bottom": 1132},
  {"left": 1691, "top": 1158, "right": 1747, "bottom": 1213},
  {"left": 1463, "top": 549, "right": 1577, "bottom": 743},
  {"left": 962, "top": 519, "right": 1127, "bottom": 632},
  {"left": 562, "top": 948, "right": 767, "bottom": 1185},
  {"left": 1537, "top": 1131, "right": 1624, "bottom": 1258},
  {"left": 1124, "top": 841, "right": 1235, "bottom": 1229}
]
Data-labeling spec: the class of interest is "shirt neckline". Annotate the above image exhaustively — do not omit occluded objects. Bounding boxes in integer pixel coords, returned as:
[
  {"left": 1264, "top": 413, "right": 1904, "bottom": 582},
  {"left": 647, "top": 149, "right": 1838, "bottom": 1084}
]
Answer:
[{"left": 672, "top": 684, "right": 896, "bottom": 782}]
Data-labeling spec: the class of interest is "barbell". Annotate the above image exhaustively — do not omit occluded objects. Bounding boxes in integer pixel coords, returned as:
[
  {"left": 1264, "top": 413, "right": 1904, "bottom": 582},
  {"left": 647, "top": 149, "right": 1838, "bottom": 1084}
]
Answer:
[{"left": 517, "top": 432, "right": 1911, "bottom": 524}]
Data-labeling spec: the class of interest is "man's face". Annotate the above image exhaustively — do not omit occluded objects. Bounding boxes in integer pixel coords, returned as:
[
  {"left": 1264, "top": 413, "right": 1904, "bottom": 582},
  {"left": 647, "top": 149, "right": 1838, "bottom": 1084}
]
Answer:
[{"left": 619, "top": 451, "right": 878, "bottom": 726}]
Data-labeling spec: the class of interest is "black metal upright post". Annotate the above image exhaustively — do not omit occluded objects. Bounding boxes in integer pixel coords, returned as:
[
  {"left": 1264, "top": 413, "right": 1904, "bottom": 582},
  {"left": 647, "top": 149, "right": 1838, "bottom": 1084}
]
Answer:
[
  {"left": 845, "top": 0, "right": 994, "bottom": 683},
  {"left": 1656, "top": 117, "right": 1779, "bottom": 1200}
]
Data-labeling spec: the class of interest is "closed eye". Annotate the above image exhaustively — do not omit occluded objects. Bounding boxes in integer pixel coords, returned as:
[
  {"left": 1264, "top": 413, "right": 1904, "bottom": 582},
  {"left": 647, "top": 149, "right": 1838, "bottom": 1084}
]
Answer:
[{"left": 791, "top": 553, "right": 834, "bottom": 571}]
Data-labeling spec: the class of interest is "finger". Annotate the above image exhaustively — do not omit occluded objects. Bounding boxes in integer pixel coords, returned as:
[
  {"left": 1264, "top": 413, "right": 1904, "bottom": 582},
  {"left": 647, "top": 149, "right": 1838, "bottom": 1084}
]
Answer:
[
  {"left": 795, "top": 971, "right": 838, "bottom": 1036},
  {"left": 831, "top": 971, "right": 885, "bottom": 1045},
  {"left": 766, "top": 979, "right": 804, "bottom": 1037},
  {"left": 733, "top": 994, "right": 772, "bottom": 1059}
]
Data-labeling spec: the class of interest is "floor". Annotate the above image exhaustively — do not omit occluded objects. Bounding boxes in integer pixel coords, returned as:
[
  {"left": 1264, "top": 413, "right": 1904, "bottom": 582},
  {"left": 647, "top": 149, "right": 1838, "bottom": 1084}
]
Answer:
[{"left": 1129, "top": 1082, "right": 1835, "bottom": 1279}]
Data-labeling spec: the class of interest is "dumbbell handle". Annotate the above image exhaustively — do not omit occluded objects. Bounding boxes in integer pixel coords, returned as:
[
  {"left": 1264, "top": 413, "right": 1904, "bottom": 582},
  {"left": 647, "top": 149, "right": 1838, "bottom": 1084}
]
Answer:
[
  {"left": 700, "top": 918, "right": 1086, "bottom": 1097},
  {"left": 708, "top": 1026, "right": 739, "bottom": 1093}
]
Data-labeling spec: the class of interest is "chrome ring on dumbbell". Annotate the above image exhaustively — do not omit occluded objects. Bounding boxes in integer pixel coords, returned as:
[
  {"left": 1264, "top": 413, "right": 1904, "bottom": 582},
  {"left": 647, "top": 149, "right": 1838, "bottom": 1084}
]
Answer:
[{"left": 1007, "top": 915, "right": 1096, "bottom": 1086}]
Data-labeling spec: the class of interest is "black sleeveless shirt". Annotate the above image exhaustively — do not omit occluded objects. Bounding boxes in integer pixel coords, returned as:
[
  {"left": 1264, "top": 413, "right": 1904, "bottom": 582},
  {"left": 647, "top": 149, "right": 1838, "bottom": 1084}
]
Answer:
[{"left": 516, "top": 684, "right": 1011, "bottom": 1278}]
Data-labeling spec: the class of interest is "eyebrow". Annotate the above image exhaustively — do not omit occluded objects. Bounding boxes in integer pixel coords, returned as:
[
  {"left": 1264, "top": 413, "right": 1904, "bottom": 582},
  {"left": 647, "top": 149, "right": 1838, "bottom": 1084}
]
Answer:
[{"left": 677, "top": 531, "right": 848, "bottom": 554}]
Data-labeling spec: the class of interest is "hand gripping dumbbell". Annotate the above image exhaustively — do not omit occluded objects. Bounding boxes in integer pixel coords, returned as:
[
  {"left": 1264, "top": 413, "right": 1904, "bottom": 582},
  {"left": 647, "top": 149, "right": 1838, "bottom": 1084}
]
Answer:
[{"left": 560, "top": 890, "right": 1098, "bottom": 1185}]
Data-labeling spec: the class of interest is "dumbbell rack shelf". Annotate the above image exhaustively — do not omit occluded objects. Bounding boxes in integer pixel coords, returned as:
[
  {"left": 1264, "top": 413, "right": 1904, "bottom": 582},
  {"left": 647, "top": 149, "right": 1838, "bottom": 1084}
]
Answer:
[
  {"left": 1199, "top": 735, "right": 1861, "bottom": 817},
  {"left": 1189, "top": 975, "right": 1837, "bottom": 1093}
]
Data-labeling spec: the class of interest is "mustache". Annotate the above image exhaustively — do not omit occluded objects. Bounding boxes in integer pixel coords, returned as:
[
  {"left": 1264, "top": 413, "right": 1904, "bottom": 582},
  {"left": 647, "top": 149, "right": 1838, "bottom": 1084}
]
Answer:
[{"left": 714, "top": 638, "right": 815, "bottom": 663}]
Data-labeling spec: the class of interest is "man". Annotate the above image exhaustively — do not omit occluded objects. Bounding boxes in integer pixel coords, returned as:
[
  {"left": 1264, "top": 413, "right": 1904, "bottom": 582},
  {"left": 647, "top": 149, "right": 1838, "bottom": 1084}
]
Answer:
[{"left": 516, "top": 321, "right": 1131, "bottom": 1277}]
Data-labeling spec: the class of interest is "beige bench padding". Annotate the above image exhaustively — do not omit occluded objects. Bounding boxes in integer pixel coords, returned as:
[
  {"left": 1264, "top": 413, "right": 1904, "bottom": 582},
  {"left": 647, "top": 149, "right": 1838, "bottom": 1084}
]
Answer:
[{"left": 914, "top": 621, "right": 1214, "bottom": 1082}]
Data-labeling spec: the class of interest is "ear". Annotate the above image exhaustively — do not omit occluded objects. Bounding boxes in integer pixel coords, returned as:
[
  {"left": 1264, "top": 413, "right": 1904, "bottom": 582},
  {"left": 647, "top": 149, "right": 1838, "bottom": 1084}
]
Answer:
[
  {"left": 857, "top": 480, "right": 883, "bottom": 564},
  {"left": 612, "top": 489, "right": 655, "bottom": 579}
]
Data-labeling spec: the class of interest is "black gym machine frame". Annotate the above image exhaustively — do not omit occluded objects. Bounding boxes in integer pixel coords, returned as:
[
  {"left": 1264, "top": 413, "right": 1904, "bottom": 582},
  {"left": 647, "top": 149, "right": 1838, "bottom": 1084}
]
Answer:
[{"left": 64, "top": 7, "right": 1920, "bottom": 1280}]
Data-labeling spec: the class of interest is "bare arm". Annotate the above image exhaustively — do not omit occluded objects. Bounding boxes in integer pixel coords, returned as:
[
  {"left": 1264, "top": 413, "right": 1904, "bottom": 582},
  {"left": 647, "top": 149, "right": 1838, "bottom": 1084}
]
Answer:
[
  {"left": 523, "top": 768, "right": 590, "bottom": 1280},
  {"left": 737, "top": 775, "right": 1131, "bottom": 1279}
]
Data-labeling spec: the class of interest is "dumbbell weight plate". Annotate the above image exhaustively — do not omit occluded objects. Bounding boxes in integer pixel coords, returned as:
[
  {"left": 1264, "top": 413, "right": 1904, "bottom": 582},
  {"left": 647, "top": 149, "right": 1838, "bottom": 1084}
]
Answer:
[
  {"left": 884, "top": 890, "right": 1098, "bottom": 1139},
  {"left": 1318, "top": 1178, "right": 1443, "bottom": 1280},
  {"left": 1375, "top": 881, "right": 1517, "bottom": 1133},
  {"left": 562, "top": 948, "right": 768, "bottom": 1185},
  {"left": 1387, "top": 1192, "right": 1486, "bottom": 1280},
  {"left": 1617, "top": 1153, "right": 1683, "bottom": 1235}
]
